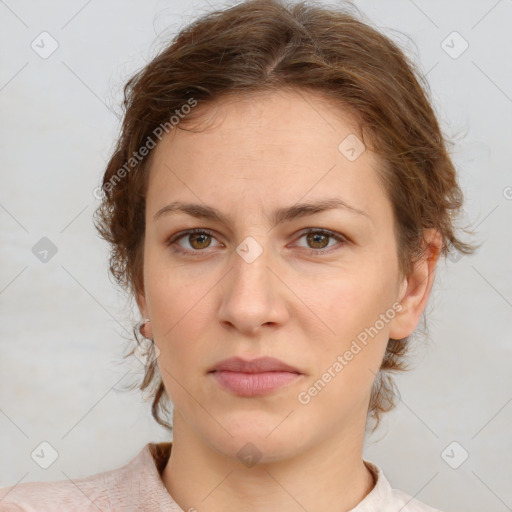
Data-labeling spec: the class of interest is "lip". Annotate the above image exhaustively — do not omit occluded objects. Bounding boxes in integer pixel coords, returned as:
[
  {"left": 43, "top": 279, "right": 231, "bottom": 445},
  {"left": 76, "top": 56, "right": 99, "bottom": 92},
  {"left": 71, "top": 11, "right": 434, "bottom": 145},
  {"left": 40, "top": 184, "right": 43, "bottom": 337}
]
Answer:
[
  {"left": 209, "top": 356, "right": 302, "bottom": 374},
  {"left": 208, "top": 357, "right": 303, "bottom": 397}
]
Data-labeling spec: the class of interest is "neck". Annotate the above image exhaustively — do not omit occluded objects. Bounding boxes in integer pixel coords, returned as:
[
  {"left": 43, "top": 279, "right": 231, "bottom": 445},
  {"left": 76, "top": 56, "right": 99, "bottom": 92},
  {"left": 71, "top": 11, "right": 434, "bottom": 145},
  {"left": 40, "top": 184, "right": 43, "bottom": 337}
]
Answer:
[{"left": 162, "top": 412, "right": 375, "bottom": 512}]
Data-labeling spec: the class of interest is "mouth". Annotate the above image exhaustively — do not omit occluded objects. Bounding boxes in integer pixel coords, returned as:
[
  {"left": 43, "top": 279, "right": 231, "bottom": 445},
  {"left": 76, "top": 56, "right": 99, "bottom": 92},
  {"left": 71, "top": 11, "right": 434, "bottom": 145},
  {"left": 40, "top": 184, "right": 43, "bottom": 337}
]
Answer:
[{"left": 208, "top": 356, "right": 303, "bottom": 397}]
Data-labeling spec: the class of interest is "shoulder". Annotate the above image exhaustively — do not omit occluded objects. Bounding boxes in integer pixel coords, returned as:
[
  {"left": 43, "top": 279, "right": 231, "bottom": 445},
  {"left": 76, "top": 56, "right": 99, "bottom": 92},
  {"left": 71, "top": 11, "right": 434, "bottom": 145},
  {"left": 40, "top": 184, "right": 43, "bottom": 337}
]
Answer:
[
  {"left": 0, "top": 444, "right": 162, "bottom": 512},
  {"left": 0, "top": 476, "right": 110, "bottom": 512},
  {"left": 387, "top": 488, "right": 443, "bottom": 512},
  {"left": 360, "top": 461, "right": 443, "bottom": 512}
]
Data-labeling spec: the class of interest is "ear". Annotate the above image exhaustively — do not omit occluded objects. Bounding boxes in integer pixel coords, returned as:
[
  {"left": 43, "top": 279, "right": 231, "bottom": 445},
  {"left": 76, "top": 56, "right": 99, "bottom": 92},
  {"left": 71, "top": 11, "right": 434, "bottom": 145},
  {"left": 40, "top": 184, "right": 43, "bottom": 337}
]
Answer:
[
  {"left": 136, "top": 290, "right": 154, "bottom": 339},
  {"left": 389, "top": 229, "right": 442, "bottom": 340}
]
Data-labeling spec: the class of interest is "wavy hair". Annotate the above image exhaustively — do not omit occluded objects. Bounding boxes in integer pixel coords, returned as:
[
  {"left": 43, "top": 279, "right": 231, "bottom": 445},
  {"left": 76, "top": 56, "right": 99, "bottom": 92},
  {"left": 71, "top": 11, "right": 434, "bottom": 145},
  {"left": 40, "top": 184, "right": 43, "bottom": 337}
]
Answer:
[{"left": 94, "top": 0, "right": 477, "bottom": 433}]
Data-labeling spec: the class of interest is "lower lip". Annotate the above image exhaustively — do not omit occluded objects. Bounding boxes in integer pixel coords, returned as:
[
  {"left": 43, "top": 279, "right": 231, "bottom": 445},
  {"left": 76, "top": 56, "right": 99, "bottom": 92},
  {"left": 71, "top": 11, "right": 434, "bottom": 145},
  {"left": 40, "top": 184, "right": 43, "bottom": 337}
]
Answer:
[{"left": 210, "top": 370, "right": 302, "bottom": 396}]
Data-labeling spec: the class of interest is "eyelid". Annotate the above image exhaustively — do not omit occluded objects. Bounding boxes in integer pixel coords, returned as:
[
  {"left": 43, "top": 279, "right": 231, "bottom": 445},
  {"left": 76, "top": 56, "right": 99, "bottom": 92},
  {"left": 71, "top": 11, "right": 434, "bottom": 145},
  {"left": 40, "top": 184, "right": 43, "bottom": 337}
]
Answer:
[
  {"left": 166, "top": 228, "right": 222, "bottom": 254},
  {"left": 295, "top": 228, "right": 348, "bottom": 252},
  {"left": 166, "top": 227, "right": 348, "bottom": 256}
]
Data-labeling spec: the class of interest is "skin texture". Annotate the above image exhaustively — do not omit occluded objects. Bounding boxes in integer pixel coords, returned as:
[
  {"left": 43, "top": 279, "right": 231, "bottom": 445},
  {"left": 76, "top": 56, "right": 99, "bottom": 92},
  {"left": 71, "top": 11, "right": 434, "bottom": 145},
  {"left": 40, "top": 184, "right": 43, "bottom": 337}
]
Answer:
[{"left": 137, "top": 88, "right": 441, "bottom": 512}]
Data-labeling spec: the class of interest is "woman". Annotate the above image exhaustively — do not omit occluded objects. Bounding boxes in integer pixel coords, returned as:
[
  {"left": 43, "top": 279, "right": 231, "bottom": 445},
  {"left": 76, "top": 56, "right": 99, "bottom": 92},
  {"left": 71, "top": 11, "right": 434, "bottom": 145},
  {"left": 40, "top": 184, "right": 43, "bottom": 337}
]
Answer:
[{"left": 0, "top": 0, "right": 476, "bottom": 510}]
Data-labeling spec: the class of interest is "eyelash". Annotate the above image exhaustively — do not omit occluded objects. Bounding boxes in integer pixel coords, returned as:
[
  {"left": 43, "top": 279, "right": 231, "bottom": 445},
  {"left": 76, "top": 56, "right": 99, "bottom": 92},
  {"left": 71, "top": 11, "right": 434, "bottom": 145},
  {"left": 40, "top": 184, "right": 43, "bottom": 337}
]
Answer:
[{"left": 166, "top": 228, "right": 348, "bottom": 257}]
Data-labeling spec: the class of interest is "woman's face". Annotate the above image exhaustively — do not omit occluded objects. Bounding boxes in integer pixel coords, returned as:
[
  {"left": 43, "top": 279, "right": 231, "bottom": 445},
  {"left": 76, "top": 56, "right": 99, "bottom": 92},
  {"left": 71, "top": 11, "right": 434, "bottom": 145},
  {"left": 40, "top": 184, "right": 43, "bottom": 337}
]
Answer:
[{"left": 139, "top": 89, "right": 416, "bottom": 462}]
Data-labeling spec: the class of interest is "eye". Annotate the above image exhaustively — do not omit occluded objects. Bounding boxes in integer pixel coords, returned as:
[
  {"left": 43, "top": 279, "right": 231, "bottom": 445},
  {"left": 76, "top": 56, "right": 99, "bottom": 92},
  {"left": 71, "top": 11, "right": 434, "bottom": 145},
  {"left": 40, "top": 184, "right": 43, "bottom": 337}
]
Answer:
[
  {"left": 166, "top": 228, "right": 347, "bottom": 257},
  {"left": 294, "top": 228, "right": 347, "bottom": 255},
  {"left": 166, "top": 228, "right": 222, "bottom": 256}
]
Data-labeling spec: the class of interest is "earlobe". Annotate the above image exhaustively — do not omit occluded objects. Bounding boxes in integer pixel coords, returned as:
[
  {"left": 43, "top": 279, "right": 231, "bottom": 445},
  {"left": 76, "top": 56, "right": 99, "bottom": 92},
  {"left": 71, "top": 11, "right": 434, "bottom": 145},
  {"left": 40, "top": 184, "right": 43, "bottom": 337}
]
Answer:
[
  {"left": 389, "top": 229, "right": 442, "bottom": 340},
  {"left": 136, "top": 292, "right": 153, "bottom": 339}
]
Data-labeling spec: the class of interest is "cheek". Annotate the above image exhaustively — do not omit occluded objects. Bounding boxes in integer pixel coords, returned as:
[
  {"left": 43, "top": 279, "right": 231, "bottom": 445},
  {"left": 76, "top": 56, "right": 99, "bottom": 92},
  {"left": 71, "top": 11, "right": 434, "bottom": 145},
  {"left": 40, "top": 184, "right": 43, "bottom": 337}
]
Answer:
[
  {"left": 148, "top": 275, "right": 209, "bottom": 355},
  {"left": 143, "top": 258, "right": 216, "bottom": 398},
  {"left": 298, "top": 278, "right": 393, "bottom": 410},
  {"left": 312, "top": 262, "right": 398, "bottom": 340},
  {"left": 303, "top": 263, "right": 397, "bottom": 393},
  {"left": 151, "top": 299, "right": 210, "bottom": 408},
  {"left": 144, "top": 244, "right": 209, "bottom": 330}
]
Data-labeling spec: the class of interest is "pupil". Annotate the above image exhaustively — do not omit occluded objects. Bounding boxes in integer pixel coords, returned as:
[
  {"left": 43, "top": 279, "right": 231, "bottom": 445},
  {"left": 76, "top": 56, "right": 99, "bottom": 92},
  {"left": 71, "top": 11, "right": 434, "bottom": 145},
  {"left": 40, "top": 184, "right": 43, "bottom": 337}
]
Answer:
[
  {"left": 308, "top": 232, "right": 328, "bottom": 248},
  {"left": 192, "top": 233, "right": 210, "bottom": 249}
]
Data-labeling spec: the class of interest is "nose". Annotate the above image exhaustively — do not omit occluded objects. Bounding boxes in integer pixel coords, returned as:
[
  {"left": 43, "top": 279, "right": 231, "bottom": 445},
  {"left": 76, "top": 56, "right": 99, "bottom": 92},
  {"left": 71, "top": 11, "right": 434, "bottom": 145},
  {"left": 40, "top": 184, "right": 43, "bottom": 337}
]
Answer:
[{"left": 217, "top": 245, "right": 289, "bottom": 336}]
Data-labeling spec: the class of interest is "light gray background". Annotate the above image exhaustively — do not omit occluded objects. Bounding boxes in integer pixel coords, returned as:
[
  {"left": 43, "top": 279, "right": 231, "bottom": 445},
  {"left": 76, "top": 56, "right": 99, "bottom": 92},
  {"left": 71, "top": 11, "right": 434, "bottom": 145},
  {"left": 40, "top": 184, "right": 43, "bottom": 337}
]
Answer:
[{"left": 1, "top": 1, "right": 511, "bottom": 510}]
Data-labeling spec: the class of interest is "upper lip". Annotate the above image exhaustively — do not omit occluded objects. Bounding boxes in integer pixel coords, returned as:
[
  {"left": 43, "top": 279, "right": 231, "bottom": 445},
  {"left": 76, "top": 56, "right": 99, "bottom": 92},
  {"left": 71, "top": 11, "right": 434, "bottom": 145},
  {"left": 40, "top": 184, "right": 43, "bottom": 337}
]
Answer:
[{"left": 209, "top": 356, "right": 302, "bottom": 374}]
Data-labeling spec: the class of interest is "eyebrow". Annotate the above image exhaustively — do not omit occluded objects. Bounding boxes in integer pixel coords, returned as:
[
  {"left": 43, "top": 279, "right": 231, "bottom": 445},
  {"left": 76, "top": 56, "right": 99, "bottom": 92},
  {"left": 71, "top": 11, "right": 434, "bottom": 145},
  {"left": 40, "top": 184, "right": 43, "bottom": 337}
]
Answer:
[{"left": 154, "top": 198, "right": 369, "bottom": 227}]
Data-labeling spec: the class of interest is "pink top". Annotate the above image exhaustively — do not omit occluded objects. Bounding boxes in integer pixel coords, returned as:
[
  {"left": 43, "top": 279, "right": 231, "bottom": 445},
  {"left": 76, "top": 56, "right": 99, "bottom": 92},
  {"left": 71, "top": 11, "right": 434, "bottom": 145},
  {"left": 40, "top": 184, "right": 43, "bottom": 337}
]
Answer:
[{"left": 0, "top": 442, "right": 442, "bottom": 511}]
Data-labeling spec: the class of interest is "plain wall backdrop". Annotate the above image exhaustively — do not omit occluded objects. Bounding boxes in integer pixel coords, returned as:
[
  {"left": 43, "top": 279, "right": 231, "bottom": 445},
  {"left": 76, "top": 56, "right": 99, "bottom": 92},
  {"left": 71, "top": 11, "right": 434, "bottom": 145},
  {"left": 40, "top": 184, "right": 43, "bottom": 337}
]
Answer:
[{"left": 1, "top": 1, "right": 511, "bottom": 510}]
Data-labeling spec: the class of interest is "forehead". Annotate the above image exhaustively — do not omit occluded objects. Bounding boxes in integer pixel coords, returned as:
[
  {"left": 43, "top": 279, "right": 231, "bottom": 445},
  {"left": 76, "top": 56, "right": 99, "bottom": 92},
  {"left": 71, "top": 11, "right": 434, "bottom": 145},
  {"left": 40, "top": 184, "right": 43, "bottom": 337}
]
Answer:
[
  {"left": 146, "top": 89, "right": 390, "bottom": 226},
  {"left": 163, "top": 88, "right": 366, "bottom": 156}
]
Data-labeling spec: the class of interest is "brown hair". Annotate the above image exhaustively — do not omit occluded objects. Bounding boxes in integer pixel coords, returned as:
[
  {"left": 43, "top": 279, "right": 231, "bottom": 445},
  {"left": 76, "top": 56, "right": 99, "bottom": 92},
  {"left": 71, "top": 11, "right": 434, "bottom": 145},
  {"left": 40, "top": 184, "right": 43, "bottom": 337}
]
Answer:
[{"left": 94, "top": 0, "right": 477, "bottom": 433}]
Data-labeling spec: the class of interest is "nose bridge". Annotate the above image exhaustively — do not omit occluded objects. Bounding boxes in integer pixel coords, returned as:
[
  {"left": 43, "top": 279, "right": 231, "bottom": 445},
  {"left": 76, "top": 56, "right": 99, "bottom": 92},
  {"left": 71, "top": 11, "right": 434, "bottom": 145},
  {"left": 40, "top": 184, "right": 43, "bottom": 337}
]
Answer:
[
  {"left": 233, "top": 241, "right": 272, "bottom": 296},
  {"left": 218, "top": 237, "right": 287, "bottom": 333}
]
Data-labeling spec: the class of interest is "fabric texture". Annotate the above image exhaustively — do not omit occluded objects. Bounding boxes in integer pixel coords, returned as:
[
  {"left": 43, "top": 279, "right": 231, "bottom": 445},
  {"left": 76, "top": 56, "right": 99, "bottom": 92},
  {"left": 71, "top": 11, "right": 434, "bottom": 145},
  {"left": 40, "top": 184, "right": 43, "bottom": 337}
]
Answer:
[{"left": 0, "top": 442, "right": 442, "bottom": 511}]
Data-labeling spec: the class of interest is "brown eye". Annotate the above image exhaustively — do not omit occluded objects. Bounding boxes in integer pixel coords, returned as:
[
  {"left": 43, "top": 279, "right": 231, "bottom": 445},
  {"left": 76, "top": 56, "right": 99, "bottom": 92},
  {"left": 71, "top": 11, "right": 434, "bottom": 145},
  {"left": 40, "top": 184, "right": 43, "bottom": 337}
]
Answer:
[
  {"left": 188, "top": 232, "right": 212, "bottom": 250},
  {"left": 167, "top": 228, "right": 346, "bottom": 258},
  {"left": 305, "top": 232, "right": 330, "bottom": 249},
  {"left": 166, "top": 228, "right": 222, "bottom": 256},
  {"left": 295, "top": 229, "right": 347, "bottom": 255}
]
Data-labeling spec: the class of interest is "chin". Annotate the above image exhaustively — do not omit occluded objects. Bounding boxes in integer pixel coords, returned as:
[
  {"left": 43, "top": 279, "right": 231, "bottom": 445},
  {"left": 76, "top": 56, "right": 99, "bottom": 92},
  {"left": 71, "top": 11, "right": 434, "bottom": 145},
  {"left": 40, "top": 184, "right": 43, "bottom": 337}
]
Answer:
[{"left": 200, "top": 419, "right": 306, "bottom": 465}]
